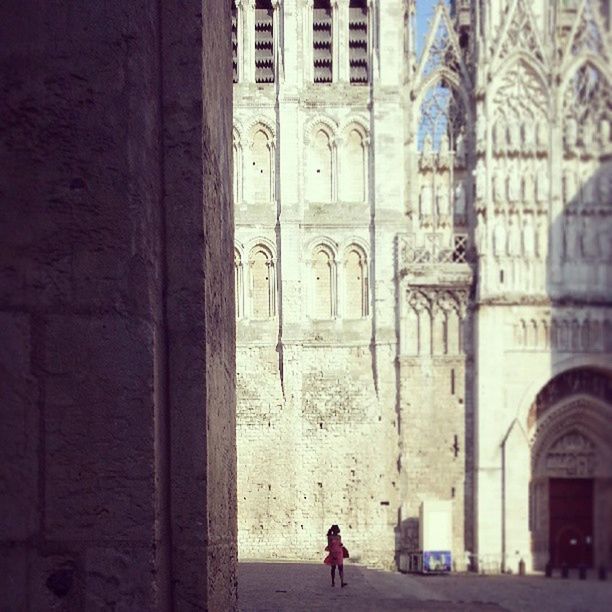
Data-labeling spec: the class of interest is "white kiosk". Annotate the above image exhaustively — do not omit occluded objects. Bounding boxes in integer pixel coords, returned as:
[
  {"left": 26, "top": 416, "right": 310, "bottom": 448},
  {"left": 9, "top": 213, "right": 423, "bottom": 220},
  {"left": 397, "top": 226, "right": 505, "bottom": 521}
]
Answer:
[{"left": 405, "top": 500, "right": 453, "bottom": 573}]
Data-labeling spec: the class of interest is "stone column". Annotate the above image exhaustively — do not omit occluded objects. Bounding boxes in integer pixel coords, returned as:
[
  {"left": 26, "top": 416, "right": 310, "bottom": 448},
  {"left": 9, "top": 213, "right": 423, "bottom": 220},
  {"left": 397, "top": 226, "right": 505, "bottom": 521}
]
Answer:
[
  {"left": 337, "top": 0, "right": 350, "bottom": 82},
  {"left": 332, "top": 0, "right": 340, "bottom": 82},
  {"left": 303, "top": 0, "right": 314, "bottom": 83},
  {"left": 237, "top": 0, "right": 246, "bottom": 81},
  {"left": 0, "top": 1, "right": 236, "bottom": 609},
  {"left": 245, "top": 0, "right": 257, "bottom": 82}
]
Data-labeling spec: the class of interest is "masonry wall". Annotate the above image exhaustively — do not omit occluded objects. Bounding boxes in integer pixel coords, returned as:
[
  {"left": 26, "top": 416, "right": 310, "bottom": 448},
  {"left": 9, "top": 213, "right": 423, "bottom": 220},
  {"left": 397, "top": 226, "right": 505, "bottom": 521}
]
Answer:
[
  {"left": 237, "top": 342, "right": 399, "bottom": 566},
  {"left": 233, "top": 0, "right": 437, "bottom": 569},
  {"left": 0, "top": 2, "right": 236, "bottom": 609},
  {"left": 234, "top": 0, "right": 612, "bottom": 574}
]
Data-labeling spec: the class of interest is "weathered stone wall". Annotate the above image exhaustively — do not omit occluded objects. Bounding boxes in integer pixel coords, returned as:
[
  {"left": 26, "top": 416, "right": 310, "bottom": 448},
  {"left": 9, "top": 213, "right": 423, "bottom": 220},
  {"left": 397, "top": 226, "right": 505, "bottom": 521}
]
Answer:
[
  {"left": 234, "top": 0, "right": 612, "bottom": 575},
  {"left": 399, "top": 353, "right": 471, "bottom": 562},
  {"left": 0, "top": 1, "right": 236, "bottom": 609},
  {"left": 233, "top": 0, "right": 415, "bottom": 569},
  {"left": 237, "top": 344, "right": 398, "bottom": 567}
]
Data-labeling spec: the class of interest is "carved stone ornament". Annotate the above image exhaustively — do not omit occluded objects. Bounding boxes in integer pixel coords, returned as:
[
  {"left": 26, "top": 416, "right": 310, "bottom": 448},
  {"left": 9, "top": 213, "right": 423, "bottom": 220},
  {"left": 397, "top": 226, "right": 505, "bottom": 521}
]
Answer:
[
  {"left": 529, "top": 369, "right": 612, "bottom": 427},
  {"left": 406, "top": 289, "right": 430, "bottom": 312},
  {"left": 545, "top": 431, "right": 596, "bottom": 477},
  {"left": 406, "top": 287, "right": 467, "bottom": 317}
]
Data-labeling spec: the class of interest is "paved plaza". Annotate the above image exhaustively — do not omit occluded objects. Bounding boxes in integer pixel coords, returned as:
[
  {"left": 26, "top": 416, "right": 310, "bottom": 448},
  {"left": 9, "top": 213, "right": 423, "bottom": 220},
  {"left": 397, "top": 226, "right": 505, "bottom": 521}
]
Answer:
[{"left": 238, "top": 561, "right": 612, "bottom": 612}]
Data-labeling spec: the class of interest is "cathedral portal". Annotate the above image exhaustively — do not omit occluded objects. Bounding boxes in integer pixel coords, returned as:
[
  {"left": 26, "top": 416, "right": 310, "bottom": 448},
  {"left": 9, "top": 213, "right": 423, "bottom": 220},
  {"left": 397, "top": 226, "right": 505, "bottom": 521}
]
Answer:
[{"left": 529, "top": 369, "right": 612, "bottom": 571}]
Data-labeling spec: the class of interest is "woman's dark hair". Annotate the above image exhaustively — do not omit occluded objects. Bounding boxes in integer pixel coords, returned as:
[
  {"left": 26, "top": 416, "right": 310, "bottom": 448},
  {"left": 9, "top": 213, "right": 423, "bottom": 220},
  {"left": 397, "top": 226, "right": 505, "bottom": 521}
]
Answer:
[{"left": 328, "top": 524, "right": 340, "bottom": 536}]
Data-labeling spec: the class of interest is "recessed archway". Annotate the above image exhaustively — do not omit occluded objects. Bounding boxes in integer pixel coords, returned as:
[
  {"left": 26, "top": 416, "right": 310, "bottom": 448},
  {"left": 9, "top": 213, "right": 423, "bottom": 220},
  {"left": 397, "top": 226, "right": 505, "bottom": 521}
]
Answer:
[{"left": 528, "top": 369, "right": 612, "bottom": 570}]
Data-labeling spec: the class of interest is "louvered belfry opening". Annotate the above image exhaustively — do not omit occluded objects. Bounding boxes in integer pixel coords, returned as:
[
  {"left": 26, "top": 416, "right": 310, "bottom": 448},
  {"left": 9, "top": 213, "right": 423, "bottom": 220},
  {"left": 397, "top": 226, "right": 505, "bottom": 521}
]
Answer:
[
  {"left": 349, "top": 0, "right": 368, "bottom": 83},
  {"left": 232, "top": 0, "right": 238, "bottom": 83},
  {"left": 255, "top": 0, "right": 274, "bottom": 83},
  {"left": 313, "top": 0, "right": 333, "bottom": 83}
]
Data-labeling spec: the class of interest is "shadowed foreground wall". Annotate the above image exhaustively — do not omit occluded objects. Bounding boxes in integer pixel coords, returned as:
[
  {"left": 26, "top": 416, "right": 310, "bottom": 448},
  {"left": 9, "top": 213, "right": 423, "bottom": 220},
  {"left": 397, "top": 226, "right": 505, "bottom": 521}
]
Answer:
[{"left": 0, "top": 2, "right": 236, "bottom": 610}]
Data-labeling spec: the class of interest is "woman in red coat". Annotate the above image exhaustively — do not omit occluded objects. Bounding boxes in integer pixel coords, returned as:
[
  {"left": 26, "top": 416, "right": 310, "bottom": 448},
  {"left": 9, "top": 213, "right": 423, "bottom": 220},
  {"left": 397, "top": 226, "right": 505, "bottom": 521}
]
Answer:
[{"left": 323, "top": 524, "right": 347, "bottom": 587}]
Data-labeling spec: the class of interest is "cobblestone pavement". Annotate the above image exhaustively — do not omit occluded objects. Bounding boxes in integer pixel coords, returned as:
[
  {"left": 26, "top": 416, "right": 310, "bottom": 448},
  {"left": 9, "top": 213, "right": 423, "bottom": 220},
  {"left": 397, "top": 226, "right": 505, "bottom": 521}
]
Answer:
[{"left": 238, "top": 561, "right": 612, "bottom": 612}]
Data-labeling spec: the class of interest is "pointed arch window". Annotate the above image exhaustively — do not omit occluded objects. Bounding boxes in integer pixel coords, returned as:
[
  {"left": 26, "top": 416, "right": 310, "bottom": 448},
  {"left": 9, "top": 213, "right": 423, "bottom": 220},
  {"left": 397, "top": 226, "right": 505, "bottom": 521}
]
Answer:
[
  {"left": 312, "top": 246, "right": 336, "bottom": 319},
  {"left": 341, "top": 127, "right": 367, "bottom": 202},
  {"left": 563, "top": 62, "right": 610, "bottom": 156},
  {"left": 250, "top": 127, "right": 274, "bottom": 202},
  {"left": 308, "top": 127, "right": 334, "bottom": 202},
  {"left": 416, "top": 81, "right": 468, "bottom": 238},
  {"left": 417, "top": 83, "right": 467, "bottom": 155},
  {"left": 408, "top": 292, "right": 432, "bottom": 355},
  {"left": 344, "top": 246, "right": 368, "bottom": 319},
  {"left": 249, "top": 245, "right": 275, "bottom": 319}
]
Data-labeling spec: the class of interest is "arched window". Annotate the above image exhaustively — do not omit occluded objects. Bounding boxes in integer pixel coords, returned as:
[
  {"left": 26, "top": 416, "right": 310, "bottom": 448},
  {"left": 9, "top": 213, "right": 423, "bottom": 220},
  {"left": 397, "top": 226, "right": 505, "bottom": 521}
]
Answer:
[
  {"left": 249, "top": 246, "right": 275, "bottom": 319},
  {"left": 405, "top": 291, "right": 431, "bottom": 355},
  {"left": 416, "top": 81, "right": 469, "bottom": 232},
  {"left": 308, "top": 128, "right": 333, "bottom": 202},
  {"left": 312, "top": 246, "right": 335, "bottom": 319},
  {"left": 251, "top": 128, "right": 273, "bottom": 203},
  {"left": 563, "top": 62, "right": 610, "bottom": 156},
  {"left": 341, "top": 128, "right": 366, "bottom": 202},
  {"left": 344, "top": 246, "right": 368, "bottom": 318},
  {"left": 417, "top": 83, "right": 467, "bottom": 155},
  {"left": 233, "top": 129, "right": 242, "bottom": 204},
  {"left": 234, "top": 248, "right": 243, "bottom": 319}
]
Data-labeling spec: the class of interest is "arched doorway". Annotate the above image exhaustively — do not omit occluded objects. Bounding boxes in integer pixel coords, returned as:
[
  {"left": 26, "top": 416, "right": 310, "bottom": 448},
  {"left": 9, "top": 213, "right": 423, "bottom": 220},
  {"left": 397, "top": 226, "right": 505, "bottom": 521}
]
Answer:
[{"left": 529, "top": 369, "right": 612, "bottom": 570}]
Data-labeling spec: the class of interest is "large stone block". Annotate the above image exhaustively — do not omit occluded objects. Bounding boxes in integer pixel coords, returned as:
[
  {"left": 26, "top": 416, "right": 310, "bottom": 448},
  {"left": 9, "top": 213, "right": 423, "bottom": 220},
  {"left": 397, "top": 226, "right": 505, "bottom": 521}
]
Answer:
[
  {"left": 84, "top": 547, "right": 155, "bottom": 611},
  {"left": 0, "top": 312, "right": 38, "bottom": 541},
  {"left": 43, "top": 314, "right": 157, "bottom": 542}
]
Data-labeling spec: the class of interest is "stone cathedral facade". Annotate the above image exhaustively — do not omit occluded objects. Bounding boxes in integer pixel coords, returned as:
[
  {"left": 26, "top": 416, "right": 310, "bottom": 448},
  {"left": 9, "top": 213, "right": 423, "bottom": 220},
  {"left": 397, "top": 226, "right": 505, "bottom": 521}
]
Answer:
[{"left": 233, "top": 0, "right": 612, "bottom": 572}]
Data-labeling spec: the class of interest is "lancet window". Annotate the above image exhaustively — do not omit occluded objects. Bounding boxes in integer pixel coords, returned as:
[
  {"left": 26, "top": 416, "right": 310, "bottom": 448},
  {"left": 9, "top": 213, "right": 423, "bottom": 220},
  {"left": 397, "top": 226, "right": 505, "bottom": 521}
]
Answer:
[
  {"left": 341, "top": 127, "right": 367, "bottom": 202},
  {"left": 344, "top": 246, "right": 368, "bottom": 319},
  {"left": 250, "top": 127, "right": 274, "bottom": 202},
  {"left": 308, "top": 127, "right": 334, "bottom": 202},
  {"left": 417, "top": 84, "right": 467, "bottom": 157},
  {"left": 403, "top": 289, "right": 465, "bottom": 356},
  {"left": 415, "top": 80, "right": 469, "bottom": 245},
  {"left": 312, "top": 246, "right": 336, "bottom": 319},
  {"left": 249, "top": 245, "right": 276, "bottom": 319},
  {"left": 563, "top": 62, "right": 610, "bottom": 157}
]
